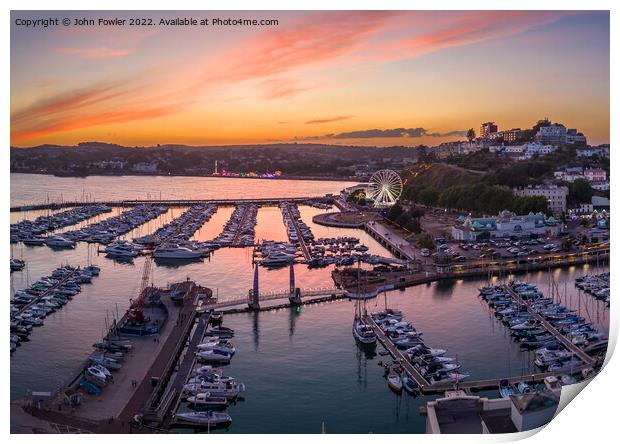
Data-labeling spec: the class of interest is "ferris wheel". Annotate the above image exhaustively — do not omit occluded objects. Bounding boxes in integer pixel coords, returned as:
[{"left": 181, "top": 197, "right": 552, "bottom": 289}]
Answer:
[{"left": 369, "top": 169, "right": 403, "bottom": 208}]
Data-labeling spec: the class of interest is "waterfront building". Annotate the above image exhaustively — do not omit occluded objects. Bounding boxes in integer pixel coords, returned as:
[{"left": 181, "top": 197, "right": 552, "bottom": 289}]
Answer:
[
  {"left": 513, "top": 184, "right": 568, "bottom": 214},
  {"left": 451, "top": 211, "right": 560, "bottom": 241},
  {"left": 424, "top": 390, "right": 558, "bottom": 434}
]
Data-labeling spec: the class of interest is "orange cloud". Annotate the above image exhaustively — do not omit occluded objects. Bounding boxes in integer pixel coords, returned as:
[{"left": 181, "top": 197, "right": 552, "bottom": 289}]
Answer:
[
  {"left": 260, "top": 78, "right": 309, "bottom": 99},
  {"left": 305, "top": 115, "right": 356, "bottom": 125}
]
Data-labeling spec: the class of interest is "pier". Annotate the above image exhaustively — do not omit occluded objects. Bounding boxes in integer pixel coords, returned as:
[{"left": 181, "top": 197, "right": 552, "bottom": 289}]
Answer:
[
  {"left": 11, "top": 196, "right": 331, "bottom": 212},
  {"left": 282, "top": 204, "right": 312, "bottom": 261},
  {"left": 205, "top": 286, "right": 345, "bottom": 309},
  {"left": 364, "top": 314, "right": 597, "bottom": 395},
  {"left": 364, "top": 221, "right": 416, "bottom": 261},
  {"left": 502, "top": 285, "right": 597, "bottom": 366},
  {"left": 11, "top": 267, "right": 82, "bottom": 318}
]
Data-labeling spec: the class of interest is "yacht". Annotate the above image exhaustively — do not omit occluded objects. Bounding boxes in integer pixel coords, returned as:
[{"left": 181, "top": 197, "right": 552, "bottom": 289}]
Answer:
[
  {"left": 174, "top": 411, "right": 232, "bottom": 427},
  {"left": 186, "top": 392, "right": 229, "bottom": 409},
  {"left": 22, "top": 236, "right": 45, "bottom": 246},
  {"left": 196, "top": 349, "right": 232, "bottom": 364},
  {"left": 105, "top": 243, "right": 138, "bottom": 258},
  {"left": 352, "top": 317, "right": 377, "bottom": 345},
  {"left": 45, "top": 236, "right": 75, "bottom": 248},
  {"left": 153, "top": 245, "right": 203, "bottom": 259}
]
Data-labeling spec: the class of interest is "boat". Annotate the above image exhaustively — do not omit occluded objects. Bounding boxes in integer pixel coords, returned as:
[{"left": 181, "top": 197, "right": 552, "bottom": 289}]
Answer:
[
  {"left": 196, "top": 349, "right": 232, "bottom": 364},
  {"left": 544, "top": 375, "right": 562, "bottom": 397},
  {"left": 105, "top": 243, "right": 138, "bottom": 258},
  {"left": 174, "top": 411, "right": 232, "bottom": 427},
  {"left": 387, "top": 369, "right": 403, "bottom": 394},
  {"left": 45, "top": 236, "right": 75, "bottom": 248},
  {"left": 206, "top": 326, "right": 235, "bottom": 338},
  {"left": 84, "top": 366, "right": 109, "bottom": 386},
  {"left": 186, "top": 392, "right": 229, "bottom": 409},
  {"left": 22, "top": 237, "right": 45, "bottom": 246},
  {"left": 153, "top": 245, "right": 203, "bottom": 260},
  {"left": 499, "top": 379, "right": 516, "bottom": 398},
  {"left": 402, "top": 374, "right": 419, "bottom": 395},
  {"left": 352, "top": 317, "right": 377, "bottom": 345}
]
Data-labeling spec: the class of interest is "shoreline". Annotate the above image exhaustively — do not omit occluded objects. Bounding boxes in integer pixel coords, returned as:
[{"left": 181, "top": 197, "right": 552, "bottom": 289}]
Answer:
[{"left": 10, "top": 171, "right": 358, "bottom": 183}]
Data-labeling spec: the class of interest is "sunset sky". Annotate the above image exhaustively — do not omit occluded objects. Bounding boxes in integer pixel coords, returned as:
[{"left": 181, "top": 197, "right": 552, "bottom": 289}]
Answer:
[{"left": 10, "top": 11, "right": 610, "bottom": 147}]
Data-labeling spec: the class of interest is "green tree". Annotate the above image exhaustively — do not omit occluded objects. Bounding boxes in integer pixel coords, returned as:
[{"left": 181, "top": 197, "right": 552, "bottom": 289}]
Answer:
[
  {"left": 418, "top": 186, "right": 440, "bottom": 206},
  {"left": 568, "top": 179, "right": 593, "bottom": 204}
]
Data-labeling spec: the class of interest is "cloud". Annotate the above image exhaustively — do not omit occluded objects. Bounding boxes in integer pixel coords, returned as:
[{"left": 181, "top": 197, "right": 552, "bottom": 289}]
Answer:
[
  {"left": 305, "top": 115, "right": 356, "bottom": 125},
  {"left": 295, "top": 127, "right": 466, "bottom": 140},
  {"left": 56, "top": 46, "right": 131, "bottom": 59},
  {"left": 260, "top": 78, "right": 309, "bottom": 99}
]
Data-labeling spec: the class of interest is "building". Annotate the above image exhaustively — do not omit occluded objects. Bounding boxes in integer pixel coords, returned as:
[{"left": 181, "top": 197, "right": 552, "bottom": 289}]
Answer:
[
  {"left": 489, "top": 128, "right": 524, "bottom": 143},
  {"left": 480, "top": 122, "right": 498, "bottom": 138},
  {"left": 502, "top": 142, "right": 557, "bottom": 160},
  {"left": 513, "top": 184, "right": 568, "bottom": 214},
  {"left": 451, "top": 211, "right": 560, "bottom": 241},
  {"left": 424, "top": 390, "right": 558, "bottom": 434},
  {"left": 132, "top": 162, "right": 158, "bottom": 173},
  {"left": 536, "top": 125, "right": 567, "bottom": 144},
  {"left": 576, "top": 146, "right": 609, "bottom": 158},
  {"left": 565, "top": 128, "right": 587, "bottom": 145},
  {"left": 584, "top": 168, "right": 607, "bottom": 182}
]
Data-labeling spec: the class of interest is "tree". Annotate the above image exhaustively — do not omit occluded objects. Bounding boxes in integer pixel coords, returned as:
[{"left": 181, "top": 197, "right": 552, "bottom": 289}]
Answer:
[
  {"left": 418, "top": 186, "right": 440, "bottom": 206},
  {"left": 466, "top": 128, "right": 476, "bottom": 141},
  {"left": 568, "top": 179, "right": 593, "bottom": 204}
]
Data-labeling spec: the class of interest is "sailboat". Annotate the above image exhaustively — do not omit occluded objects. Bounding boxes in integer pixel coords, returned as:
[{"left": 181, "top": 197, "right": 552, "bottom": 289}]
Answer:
[{"left": 352, "top": 260, "right": 377, "bottom": 345}]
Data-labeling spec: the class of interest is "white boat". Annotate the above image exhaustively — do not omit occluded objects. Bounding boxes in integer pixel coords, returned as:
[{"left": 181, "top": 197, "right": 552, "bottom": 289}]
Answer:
[
  {"left": 186, "top": 392, "right": 229, "bottom": 409},
  {"left": 352, "top": 317, "right": 377, "bottom": 345},
  {"left": 196, "top": 349, "right": 232, "bottom": 364},
  {"left": 154, "top": 246, "right": 202, "bottom": 259},
  {"left": 85, "top": 366, "right": 108, "bottom": 386},
  {"left": 387, "top": 371, "right": 403, "bottom": 393},
  {"left": 183, "top": 381, "right": 245, "bottom": 399},
  {"left": 105, "top": 243, "right": 138, "bottom": 258},
  {"left": 45, "top": 236, "right": 75, "bottom": 248},
  {"left": 174, "top": 411, "right": 232, "bottom": 427},
  {"left": 544, "top": 375, "right": 562, "bottom": 397}
]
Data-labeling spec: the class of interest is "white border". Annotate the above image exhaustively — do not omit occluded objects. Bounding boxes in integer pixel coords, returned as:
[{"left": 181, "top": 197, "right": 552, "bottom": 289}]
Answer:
[{"left": 2, "top": 1, "right": 616, "bottom": 443}]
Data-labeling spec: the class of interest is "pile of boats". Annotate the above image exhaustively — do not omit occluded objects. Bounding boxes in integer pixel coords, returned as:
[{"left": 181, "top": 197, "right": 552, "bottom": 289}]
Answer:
[
  {"left": 10, "top": 204, "right": 112, "bottom": 243},
  {"left": 80, "top": 340, "right": 133, "bottom": 395},
  {"left": 10, "top": 265, "right": 100, "bottom": 353},
  {"left": 479, "top": 282, "right": 606, "bottom": 374},
  {"left": 10, "top": 258, "right": 25, "bottom": 272},
  {"left": 256, "top": 241, "right": 299, "bottom": 267},
  {"left": 149, "top": 204, "right": 218, "bottom": 260},
  {"left": 175, "top": 319, "right": 244, "bottom": 429},
  {"left": 280, "top": 202, "right": 314, "bottom": 244},
  {"left": 371, "top": 309, "right": 469, "bottom": 389},
  {"left": 307, "top": 236, "right": 374, "bottom": 268},
  {"left": 62, "top": 204, "right": 168, "bottom": 245},
  {"left": 212, "top": 204, "right": 258, "bottom": 247},
  {"left": 576, "top": 272, "right": 609, "bottom": 305}
]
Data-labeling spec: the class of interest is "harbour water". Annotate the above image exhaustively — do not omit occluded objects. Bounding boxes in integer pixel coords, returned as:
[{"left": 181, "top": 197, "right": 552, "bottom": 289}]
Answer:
[{"left": 10, "top": 174, "right": 610, "bottom": 433}]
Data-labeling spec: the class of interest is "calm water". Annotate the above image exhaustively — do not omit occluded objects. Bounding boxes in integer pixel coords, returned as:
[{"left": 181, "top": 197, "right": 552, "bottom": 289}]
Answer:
[
  {"left": 10, "top": 173, "right": 355, "bottom": 206},
  {"left": 9, "top": 174, "right": 610, "bottom": 433}
]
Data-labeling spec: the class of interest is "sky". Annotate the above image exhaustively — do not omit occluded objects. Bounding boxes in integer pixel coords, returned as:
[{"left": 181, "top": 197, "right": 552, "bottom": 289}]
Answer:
[{"left": 10, "top": 11, "right": 610, "bottom": 147}]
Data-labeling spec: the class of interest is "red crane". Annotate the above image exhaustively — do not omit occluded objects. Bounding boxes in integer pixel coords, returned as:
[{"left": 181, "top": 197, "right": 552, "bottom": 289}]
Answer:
[{"left": 127, "top": 257, "right": 153, "bottom": 323}]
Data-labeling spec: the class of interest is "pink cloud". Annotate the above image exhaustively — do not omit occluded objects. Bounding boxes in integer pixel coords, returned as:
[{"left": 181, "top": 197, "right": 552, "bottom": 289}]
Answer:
[
  {"left": 260, "top": 78, "right": 309, "bottom": 100},
  {"left": 56, "top": 46, "right": 131, "bottom": 59}
]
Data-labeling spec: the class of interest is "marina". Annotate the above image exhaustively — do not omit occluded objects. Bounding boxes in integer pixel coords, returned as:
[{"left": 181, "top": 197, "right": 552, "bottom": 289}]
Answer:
[{"left": 9, "top": 174, "right": 610, "bottom": 434}]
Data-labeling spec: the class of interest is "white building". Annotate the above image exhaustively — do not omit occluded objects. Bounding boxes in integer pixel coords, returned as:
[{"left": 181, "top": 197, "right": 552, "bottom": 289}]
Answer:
[
  {"left": 584, "top": 168, "right": 607, "bottom": 182},
  {"left": 452, "top": 211, "right": 560, "bottom": 241},
  {"left": 536, "top": 125, "right": 566, "bottom": 144},
  {"left": 132, "top": 162, "right": 158, "bottom": 173},
  {"left": 513, "top": 184, "right": 568, "bottom": 214}
]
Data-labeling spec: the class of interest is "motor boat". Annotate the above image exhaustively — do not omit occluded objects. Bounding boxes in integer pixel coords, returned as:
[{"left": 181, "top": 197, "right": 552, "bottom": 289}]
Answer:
[
  {"left": 387, "top": 369, "right": 403, "bottom": 394},
  {"left": 196, "top": 342, "right": 236, "bottom": 355},
  {"left": 183, "top": 381, "right": 245, "bottom": 399},
  {"left": 85, "top": 366, "right": 109, "bottom": 386},
  {"left": 429, "top": 372, "right": 470, "bottom": 385},
  {"left": 206, "top": 326, "right": 235, "bottom": 338},
  {"left": 499, "top": 379, "right": 516, "bottom": 398},
  {"left": 402, "top": 374, "right": 418, "bottom": 395},
  {"left": 186, "top": 392, "right": 229, "bottom": 409},
  {"left": 174, "top": 411, "right": 232, "bottom": 427},
  {"left": 45, "top": 236, "right": 75, "bottom": 248},
  {"left": 153, "top": 245, "right": 203, "bottom": 260},
  {"left": 22, "top": 236, "right": 46, "bottom": 246},
  {"left": 196, "top": 349, "right": 232, "bottom": 364},
  {"left": 105, "top": 243, "right": 138, "bottom": 258}
]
